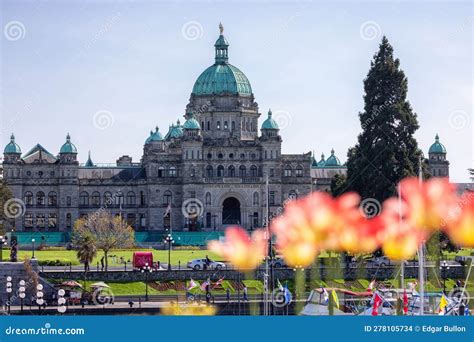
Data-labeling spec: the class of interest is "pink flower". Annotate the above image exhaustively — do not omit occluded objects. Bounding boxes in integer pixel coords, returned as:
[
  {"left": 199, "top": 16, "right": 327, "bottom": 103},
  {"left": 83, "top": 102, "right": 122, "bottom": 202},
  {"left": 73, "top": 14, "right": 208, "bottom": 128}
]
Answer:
[{"left": 208, "top": 226, "right": 266, "bottom": 270}]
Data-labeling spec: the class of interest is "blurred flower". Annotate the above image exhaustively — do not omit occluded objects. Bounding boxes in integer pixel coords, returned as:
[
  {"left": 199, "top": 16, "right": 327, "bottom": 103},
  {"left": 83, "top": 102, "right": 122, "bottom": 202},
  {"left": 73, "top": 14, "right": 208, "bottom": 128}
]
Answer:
[
  {"left": 445, "top": 193, "right": 474, "bottom": 247},
  {"left": 398, "top": 177, "right": 457, "bottom": 231},
  {"left": 161, "top": 302, "right": 216, "bottom": 316},
  {"left": 208, "top": 226, "right": 266, "bottom": 270},
  {"left": 380, "top": 197, "right": 427, "bottom": 260},
  {"left": 271, "top": 192, "right": 378, "bottom": 267}
]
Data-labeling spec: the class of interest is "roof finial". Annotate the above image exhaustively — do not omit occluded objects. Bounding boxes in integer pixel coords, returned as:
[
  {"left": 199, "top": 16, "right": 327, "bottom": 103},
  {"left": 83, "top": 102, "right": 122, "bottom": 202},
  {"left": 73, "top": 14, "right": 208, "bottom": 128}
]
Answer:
[
  {"left": 177, "top": 119, "right": 181, "bottom": 125},
  {"left": 268, "top": 109, "right": 272, "bottom": 117},
  {"left": 66, "top": 133, "right": 71, "bottom": 142},
  {"left": 155, "top": 126, "right": 159, "bottom": 132},
  {"left": 219, "top": 22, "right": 224, "bottom": 34},
  {"left": 321, "top": 153, "right": 325, "bottom": 159},
  {"left": 435, "top": 133, "right": 439, "bottom": 141},
  {"left": 10, "top": 133, "right": 15, "bottom": 142},
  {"left": 331, "top": 148, "right": 335, "bottom": 155}
]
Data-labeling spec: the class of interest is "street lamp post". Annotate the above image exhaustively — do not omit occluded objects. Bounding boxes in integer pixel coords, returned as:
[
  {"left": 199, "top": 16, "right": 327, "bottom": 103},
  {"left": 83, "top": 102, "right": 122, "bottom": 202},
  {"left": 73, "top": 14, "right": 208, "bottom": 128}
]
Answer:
[
  {"left": 141, "top": 262, "right": 153, "bottom": 301},
  {"left": 164, "top": 234, "right": 174, "bottom": 271},
  {"left": 18, "top": 280, "right": 26, "bottom": 313},
  {"left": 6, "top": 276, "right": 12, "bottom": 314},
  {"left": 36, "top": 284, "right": 44, "bottom": 314},
  {"left": 440, "top": 261, "right": 450, "bottom": 294},
  {"left": 31, "top": 239, "right": 36, "bottom": 259}
]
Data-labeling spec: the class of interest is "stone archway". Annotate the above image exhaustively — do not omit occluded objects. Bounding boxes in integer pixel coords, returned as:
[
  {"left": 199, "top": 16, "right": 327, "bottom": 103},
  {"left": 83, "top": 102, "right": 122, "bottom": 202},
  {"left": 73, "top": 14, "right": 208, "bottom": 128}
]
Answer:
[{"left": 222, "top": 197, "right": 241, "bottom": 225}]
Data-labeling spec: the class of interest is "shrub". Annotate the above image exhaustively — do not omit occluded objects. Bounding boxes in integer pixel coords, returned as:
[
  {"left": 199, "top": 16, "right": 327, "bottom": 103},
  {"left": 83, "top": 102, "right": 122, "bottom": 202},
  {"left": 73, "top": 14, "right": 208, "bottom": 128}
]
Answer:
[{"left": 38, "top": 258, "right": 78, "bottom": 266}]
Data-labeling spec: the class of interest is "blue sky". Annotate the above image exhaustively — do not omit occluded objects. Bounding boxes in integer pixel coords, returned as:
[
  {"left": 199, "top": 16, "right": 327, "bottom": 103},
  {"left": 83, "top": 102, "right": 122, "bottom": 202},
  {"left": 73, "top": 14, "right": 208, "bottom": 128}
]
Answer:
[{"left": 1, "top": 0, "right": 472, "bottom": 182}]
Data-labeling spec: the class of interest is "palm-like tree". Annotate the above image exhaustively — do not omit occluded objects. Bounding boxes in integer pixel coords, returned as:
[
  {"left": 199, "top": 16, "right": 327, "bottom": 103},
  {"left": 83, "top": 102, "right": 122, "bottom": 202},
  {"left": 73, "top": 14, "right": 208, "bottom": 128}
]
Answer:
[{"left": 76, "top": 235, "right": 97, "bottom": 272}]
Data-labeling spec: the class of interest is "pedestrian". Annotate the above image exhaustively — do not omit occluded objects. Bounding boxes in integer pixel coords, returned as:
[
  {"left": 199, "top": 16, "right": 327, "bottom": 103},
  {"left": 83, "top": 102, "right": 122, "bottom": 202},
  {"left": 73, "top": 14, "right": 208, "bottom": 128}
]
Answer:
[
  {"left": 243, "top": 286, "right": 248, "bottom": 302},
  {"left": 226, "top": 288, "right": 230, "bottom": 303},
  {"left": 100, "top": 256, "right": 105, "bottom": 271}
]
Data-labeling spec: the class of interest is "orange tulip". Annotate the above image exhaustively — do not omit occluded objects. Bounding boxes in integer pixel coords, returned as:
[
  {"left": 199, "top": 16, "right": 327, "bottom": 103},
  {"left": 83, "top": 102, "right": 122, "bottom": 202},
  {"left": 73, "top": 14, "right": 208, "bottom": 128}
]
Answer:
[
  {"left": 380, "top": 197, "right": 427, "bottom": 260},
  {"left": 398, "top": 177, "right": 457, "bottom": 231},
  {"left": 208, "top": 226, "right": 266, "bottom": 270},
  {"left": 445, "top": 193, "right": 474, "bottom": 247}
]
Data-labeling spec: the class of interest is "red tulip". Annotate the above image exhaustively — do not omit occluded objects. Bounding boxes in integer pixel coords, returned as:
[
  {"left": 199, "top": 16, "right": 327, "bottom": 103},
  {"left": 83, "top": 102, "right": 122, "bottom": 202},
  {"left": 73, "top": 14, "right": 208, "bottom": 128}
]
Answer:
[{"left": 398, "top": 177, "right": 457, "bottom": 231}]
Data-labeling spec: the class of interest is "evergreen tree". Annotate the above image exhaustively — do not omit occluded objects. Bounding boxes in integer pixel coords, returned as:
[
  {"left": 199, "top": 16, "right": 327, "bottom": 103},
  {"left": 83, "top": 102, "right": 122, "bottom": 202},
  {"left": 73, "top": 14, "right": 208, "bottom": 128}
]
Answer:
[
  {"left": 333, "top": 37, "right": 426, "bottom": 201},
  {"left": 0, "top": 179, "right": 12, "bottom": 234}
]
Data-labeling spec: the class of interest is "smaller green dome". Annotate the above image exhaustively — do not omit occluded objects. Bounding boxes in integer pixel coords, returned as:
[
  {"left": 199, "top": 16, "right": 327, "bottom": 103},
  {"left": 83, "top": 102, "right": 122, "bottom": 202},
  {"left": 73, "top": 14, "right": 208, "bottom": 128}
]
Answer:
[
  {"left": 59, "top": 133, "right": 77, "bottom": 154},
  {"left": 4, "top": 134, "right": 21, "bottom": 154},
  {"left": 317, "top": 153, "right": 326, "bottom": 167},
  {"left": 165, "top": 120, "right": 184, "bottom": 140},
  {"left": 261, "top": 109, "right": 279, "bottom": 130},
  {"left": 429, "top": 134, "right": 447, "bottom": 154},
  {"left": 324, "top": 149, "right": 341, "bottom": 167},
  {"left": 145, "top": 126, "right": 164, "bottom": 144},
  {"left": 183, "top": 113, "right": 201, "bottom": 130}
]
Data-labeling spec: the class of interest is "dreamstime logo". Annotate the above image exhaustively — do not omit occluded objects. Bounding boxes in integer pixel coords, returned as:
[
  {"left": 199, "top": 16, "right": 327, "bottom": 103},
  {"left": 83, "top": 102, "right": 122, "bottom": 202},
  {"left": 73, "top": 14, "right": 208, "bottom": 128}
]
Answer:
[
  {"left": 3, "top": 198, "right": 26, "bottom": 219},
  {"left": 181, "top": 21, "right": 204, "bottom": 41},
  {"left": 92, "top": 110, "right": 115, "bottom": 130},
  {"left": 4, "top": 21, "right": 26, "bottom": 41},
  {"left": 359, "top": 21, "right": 382, "bottom": 41},
  {"left": 448, "top": 110, "right": 470, "bottom": 130},
  {"left": 181, "top": 198, "right": 204, "bottom": 219},
  {"left": 359, "top": 198, "right": 381, "bottom": 218},
  {"left": 271, "top": 288, "right": 291, "bottom": 308},
  {"left": 273, "top": 110, "right": 292, "bottom": 130},
  {"left": 92, "top": 287, "right": 114, "bottom": 306},
  {"left": 448, "top": 287, "right": 470, "bottom": 306}
]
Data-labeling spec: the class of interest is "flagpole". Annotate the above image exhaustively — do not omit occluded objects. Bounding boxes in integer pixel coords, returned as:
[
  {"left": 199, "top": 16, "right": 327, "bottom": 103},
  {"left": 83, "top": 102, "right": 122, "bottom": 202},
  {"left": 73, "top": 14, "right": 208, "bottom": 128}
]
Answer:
[
  {"left": 418, "top": 154, "right": 425, "bottom": 315},
  {"left": 398, "top": 184, "right": 405, "bottom": 289},
  {"left": 264, "top": 173, "right": 270, "bottom": 316}
]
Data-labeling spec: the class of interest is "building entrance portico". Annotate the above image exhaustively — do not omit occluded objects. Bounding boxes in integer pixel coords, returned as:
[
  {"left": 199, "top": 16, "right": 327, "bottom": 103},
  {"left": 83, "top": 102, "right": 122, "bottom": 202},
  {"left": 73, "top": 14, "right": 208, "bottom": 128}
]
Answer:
[{"left": 222, "top": 197, "right": 241, "bottom": 225}]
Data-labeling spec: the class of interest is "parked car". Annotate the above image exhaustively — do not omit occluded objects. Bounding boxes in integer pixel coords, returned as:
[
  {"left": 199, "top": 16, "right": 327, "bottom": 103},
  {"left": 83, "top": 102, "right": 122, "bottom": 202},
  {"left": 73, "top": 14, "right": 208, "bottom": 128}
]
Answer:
[
  {"left": 365, "top": 256, "right": 392, "bottom": 267},
  {"left": 455, "top": 256, "right": 474, "bottom": 266},
  {"left": 187, "top": 258, "right": 226, "bottom": 270}
]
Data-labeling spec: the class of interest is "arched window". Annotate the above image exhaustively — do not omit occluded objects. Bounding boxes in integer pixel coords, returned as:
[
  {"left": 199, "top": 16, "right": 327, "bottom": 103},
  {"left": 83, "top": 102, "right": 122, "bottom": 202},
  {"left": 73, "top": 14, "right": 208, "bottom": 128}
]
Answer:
[
  {"left": 163, "top": 190, "right": 172, "bottom": 205},
  {"left": 228, "top": 165, "right": 235, "bottom": 177},
  {"left": 158, "top": 167, "right": 165, "bottom": 178},
  {"left": 296, "top": 165, "right": 303, "bottom": 177},
  {"left": 283, "top": 166, "right": 292, "bottom": 177},
  {"left": 218, "top": 153, "right": 223, "bottom": 159},
  {"left": 79, "top": 191, "right": 89, "bottom": 206},
  {"left": 207, "top": 121, "right": 210, "bottom": 130},
  {"left": 250, "top": 165, "right": 258, "bottom": 177},
  {"left": 206, "top": 165, "right": 213, "bottom": 178},
  {"left": 239, "top": 165, "right": 246, "bottom": 177},
  {"left": 205, "top": 192, "right": 211, "bottom": 205},
  {"left": 231, "top": 121, "right": 235, "bottom": 130},
  {"left": 224, "top": 121, "right": 228, "bottom": 130},
  {"left": 253, "top": 192, "right": 259, "bottom": 206},
  {"left": 169, "top": 166, "right": 177, "bottom": 177},
  {"left": 48, "top": 192, "right": 57, "bottom": 206},
  {"left": 229, "top": 153, "right": 234, "bottom": 159},
  {"left": 240, "top": 153, "right": 245, "bottom": 159},
  {"left": 201, "top": 121, "right": 204, "bottom": 130},
  {"left": 289, "top": 190, "right": 298, "bottom": 200},
  {"left": 103, "top": 192, "right": 113, "bottom": 206},
  {"left": 114, "top": 192, "right": 124, "bottom": 206},
  {"left": 217, "top": 165, "right": 224, "bottom": 177},
  {"left": 127, "top": 191, "right": 136, "bottom": 205},
  {"left": 36, "top": 191, "right": 45, "bottom": 206},
  {"left": 91, "top": 192, "right": 101, "bottom": 206},
  {"left": 251, "top": 153, "right": 256, "bottom": 160},
  {"left": 246, "top": 121, "right": 250, "bottom": 131},
  {"left": 217, "top": 121, "right": 221, "bottom": 129},
  {"left": 66, "top": 213, "right": 72, "bottom": 229},
  {"left": 207, "top": 153, "right": 212, "bottom": 159},
  {"left": 24, "top": 192, "right": 33, "bottom": 206},
  {"left": 48, "top": 213, "right": 57, "bottom": 229}
]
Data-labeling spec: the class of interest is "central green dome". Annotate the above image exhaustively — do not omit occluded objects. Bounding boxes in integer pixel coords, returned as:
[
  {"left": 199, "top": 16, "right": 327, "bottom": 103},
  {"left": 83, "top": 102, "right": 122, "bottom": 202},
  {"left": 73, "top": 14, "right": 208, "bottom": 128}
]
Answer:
[{"left": 192, "top": 24, "right": 252, "bottom": 96}]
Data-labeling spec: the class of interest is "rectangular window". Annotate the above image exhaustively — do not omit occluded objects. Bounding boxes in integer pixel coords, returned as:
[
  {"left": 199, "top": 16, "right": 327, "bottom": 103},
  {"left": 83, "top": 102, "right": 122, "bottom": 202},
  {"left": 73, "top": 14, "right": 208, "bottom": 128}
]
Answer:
[
  {"left": 295, "top": 168, "right": 303, "bottom": 177},
  {"left": 270, "top": 168, "right": 274, "bottom": 177},
  {"left": 66, "top": 196, "right": 71, "bottom": 206},
  {"left": 36, "top": 214, "right": 45, "bottom": 228},
  {"left": 140, "top": 214, "right": 146, "bottom": 228},
  {"left": 284, "top": 169, "right": 292, "bottom": 177},
  {"left": 127, "top": 213, "right": 136, "bottom": 228},
  {"left": 66, "top": 213, "right": 72, "bottom": 229},
  {"left": 24, "top": 213, "right": 33, "bottom": 228},
  {"left": 140, "top": 191, "right": 146, "bottom": 206},
  {"left": 269, "top": 191, "right": 276, "bottom": 206},
  {"left": 48, "top": 214, "right": 57, "bottom": 228}
]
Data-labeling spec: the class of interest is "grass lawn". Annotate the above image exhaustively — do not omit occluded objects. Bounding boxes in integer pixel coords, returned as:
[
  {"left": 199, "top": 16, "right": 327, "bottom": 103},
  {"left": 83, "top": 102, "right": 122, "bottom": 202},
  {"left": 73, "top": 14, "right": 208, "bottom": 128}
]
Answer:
[{"left": 18, "top": 249, "right": 220, "bottom": 267}]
